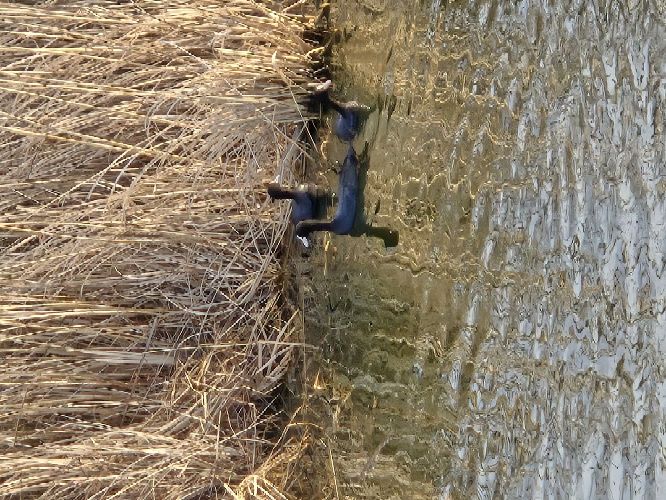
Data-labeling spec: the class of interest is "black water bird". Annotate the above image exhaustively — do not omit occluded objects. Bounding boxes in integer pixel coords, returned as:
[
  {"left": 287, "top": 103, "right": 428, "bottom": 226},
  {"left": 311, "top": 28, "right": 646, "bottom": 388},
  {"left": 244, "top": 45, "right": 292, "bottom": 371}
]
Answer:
[
  {"left": 313, "top": 80, "right": 371, "bottom": 142},
  {"left": 267, "top": 184, "right": 328, "bottom": 225},
  {"left": 295, "top": 145, "right": 358, "bottom": 237}
]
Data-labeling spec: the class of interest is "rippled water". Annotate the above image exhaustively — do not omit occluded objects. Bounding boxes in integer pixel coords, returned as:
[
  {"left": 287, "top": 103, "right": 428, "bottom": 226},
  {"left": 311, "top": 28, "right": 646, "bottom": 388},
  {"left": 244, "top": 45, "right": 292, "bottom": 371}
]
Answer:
[{"left": 297, "top": 1, "right": 666, "bottom": 498}]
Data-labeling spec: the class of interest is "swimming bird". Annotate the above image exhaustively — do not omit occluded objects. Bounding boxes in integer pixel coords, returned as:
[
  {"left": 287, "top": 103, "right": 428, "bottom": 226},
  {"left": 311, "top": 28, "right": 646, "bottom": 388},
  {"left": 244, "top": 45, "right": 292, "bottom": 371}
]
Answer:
[
  {"left": 267, "top": 184, "right": 327, "bottom": 225},
  {"left": 295, "top": 145, "right": 358, "bottom": 237},
  {"left": 313, "top": 80, "right": 371, "bottom": 142}
]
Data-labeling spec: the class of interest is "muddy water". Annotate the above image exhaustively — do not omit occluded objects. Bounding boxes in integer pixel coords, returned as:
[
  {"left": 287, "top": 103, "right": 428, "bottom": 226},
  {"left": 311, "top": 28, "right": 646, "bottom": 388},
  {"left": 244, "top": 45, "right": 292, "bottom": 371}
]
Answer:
[{"left": 298, "top": 1, "right": 666, "bottom": 499}]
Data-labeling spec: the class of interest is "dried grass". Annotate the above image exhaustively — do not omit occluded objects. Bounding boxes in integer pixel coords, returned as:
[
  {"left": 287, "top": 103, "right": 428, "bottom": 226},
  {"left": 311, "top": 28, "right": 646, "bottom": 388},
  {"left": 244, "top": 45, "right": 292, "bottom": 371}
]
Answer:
[{"left": 0, "top": 1, "right": 319, "bottom": 498}]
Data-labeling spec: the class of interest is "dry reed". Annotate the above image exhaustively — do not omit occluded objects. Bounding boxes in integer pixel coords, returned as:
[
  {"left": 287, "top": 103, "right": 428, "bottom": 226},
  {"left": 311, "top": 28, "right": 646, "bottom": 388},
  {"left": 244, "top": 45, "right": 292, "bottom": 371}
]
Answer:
[{"left": 0, "top": 1, "right": 319, "bottom": 498}]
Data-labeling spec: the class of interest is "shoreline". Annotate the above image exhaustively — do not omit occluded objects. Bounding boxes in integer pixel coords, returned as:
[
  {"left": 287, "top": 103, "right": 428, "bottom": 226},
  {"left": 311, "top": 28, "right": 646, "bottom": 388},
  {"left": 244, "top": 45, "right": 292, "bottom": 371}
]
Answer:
[{"left": 0, "top": 2, "right": 325, "bottom": 498}]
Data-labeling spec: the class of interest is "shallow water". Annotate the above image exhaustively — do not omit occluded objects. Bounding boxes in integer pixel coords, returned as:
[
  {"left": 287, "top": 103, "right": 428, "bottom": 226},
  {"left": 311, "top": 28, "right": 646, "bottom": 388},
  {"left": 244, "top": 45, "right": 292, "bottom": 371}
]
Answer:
[{"left": 298, "top": 1, "right": 666, "bottom": 498}]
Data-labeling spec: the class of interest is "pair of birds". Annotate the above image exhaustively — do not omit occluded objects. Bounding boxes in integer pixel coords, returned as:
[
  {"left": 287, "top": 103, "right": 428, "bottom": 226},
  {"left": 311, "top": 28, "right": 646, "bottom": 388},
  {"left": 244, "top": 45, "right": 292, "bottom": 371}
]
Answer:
[{"left": 268, "top": 81, "right": 369, "bottom": 238}]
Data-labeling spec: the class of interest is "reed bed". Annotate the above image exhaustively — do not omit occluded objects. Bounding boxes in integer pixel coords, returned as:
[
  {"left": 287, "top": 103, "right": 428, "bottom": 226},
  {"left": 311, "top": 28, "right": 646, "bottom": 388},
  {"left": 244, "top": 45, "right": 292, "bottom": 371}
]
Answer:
[{"left": 0, "top": 1, "right": 319, "bottom": 498}]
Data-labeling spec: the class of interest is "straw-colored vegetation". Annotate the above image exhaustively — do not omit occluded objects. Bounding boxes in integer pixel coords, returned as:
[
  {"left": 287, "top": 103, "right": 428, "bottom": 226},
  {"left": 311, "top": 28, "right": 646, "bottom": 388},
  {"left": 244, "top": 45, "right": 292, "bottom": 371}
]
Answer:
[{"left": 0, "top": 1, "right": 320, "bottom": 498}]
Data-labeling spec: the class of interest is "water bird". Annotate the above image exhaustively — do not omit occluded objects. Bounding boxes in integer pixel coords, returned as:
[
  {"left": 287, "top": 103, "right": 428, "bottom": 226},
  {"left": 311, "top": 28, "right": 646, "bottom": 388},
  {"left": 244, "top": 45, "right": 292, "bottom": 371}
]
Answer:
[
  {"left": 313, "top": 80, "right": 370, "bottom": 142},
  {"left": 296, "top": 145, "right": 358, "bottom": 237}
]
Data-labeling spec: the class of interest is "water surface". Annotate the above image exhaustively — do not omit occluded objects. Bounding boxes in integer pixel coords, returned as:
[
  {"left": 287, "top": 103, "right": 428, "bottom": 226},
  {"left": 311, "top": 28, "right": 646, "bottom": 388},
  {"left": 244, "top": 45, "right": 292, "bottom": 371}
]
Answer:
[{"left": 298, "top": 1, "right": 666, "bottom": 498}]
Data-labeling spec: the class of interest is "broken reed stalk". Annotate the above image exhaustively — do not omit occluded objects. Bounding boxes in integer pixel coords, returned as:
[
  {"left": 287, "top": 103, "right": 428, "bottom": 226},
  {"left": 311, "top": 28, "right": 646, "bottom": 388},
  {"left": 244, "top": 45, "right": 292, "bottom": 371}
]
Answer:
[{"left": 0, "top": 1, "right": 318, "bottom": 499}]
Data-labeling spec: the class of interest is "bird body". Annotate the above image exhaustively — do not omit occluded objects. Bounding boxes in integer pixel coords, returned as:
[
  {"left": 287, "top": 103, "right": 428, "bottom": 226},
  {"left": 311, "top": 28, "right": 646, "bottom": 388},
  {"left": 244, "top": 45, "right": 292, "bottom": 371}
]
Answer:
[
  {"left": 295, "top": 145, "right": 358, "bottom": 237},
  {"left": 331, "top": 100, "right": 365, "bottom": 142},
  {"left": 313, "top": 80, "right": 370, "bottom": 142}
]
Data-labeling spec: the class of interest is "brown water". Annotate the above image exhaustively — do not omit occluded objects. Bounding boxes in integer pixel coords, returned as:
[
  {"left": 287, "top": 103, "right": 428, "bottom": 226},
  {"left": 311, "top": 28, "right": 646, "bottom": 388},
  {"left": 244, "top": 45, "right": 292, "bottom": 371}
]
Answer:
[{"left": 296, "top": 1, "right": 666, "bottom": 498}]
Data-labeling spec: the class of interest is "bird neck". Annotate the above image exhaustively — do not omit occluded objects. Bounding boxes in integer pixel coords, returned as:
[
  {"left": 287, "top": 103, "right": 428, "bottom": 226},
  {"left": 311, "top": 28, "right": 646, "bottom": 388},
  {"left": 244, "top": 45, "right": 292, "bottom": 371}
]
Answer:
[{"left": 295, "top": 220, "right": 335, "bottom": 237}]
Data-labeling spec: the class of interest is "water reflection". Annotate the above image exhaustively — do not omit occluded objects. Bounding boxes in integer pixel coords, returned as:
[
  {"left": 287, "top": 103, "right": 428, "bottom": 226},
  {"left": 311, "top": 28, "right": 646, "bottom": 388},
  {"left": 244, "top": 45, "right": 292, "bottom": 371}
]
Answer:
[{"left": 298, "top": 1, "right": 666, "bottom": 499}]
